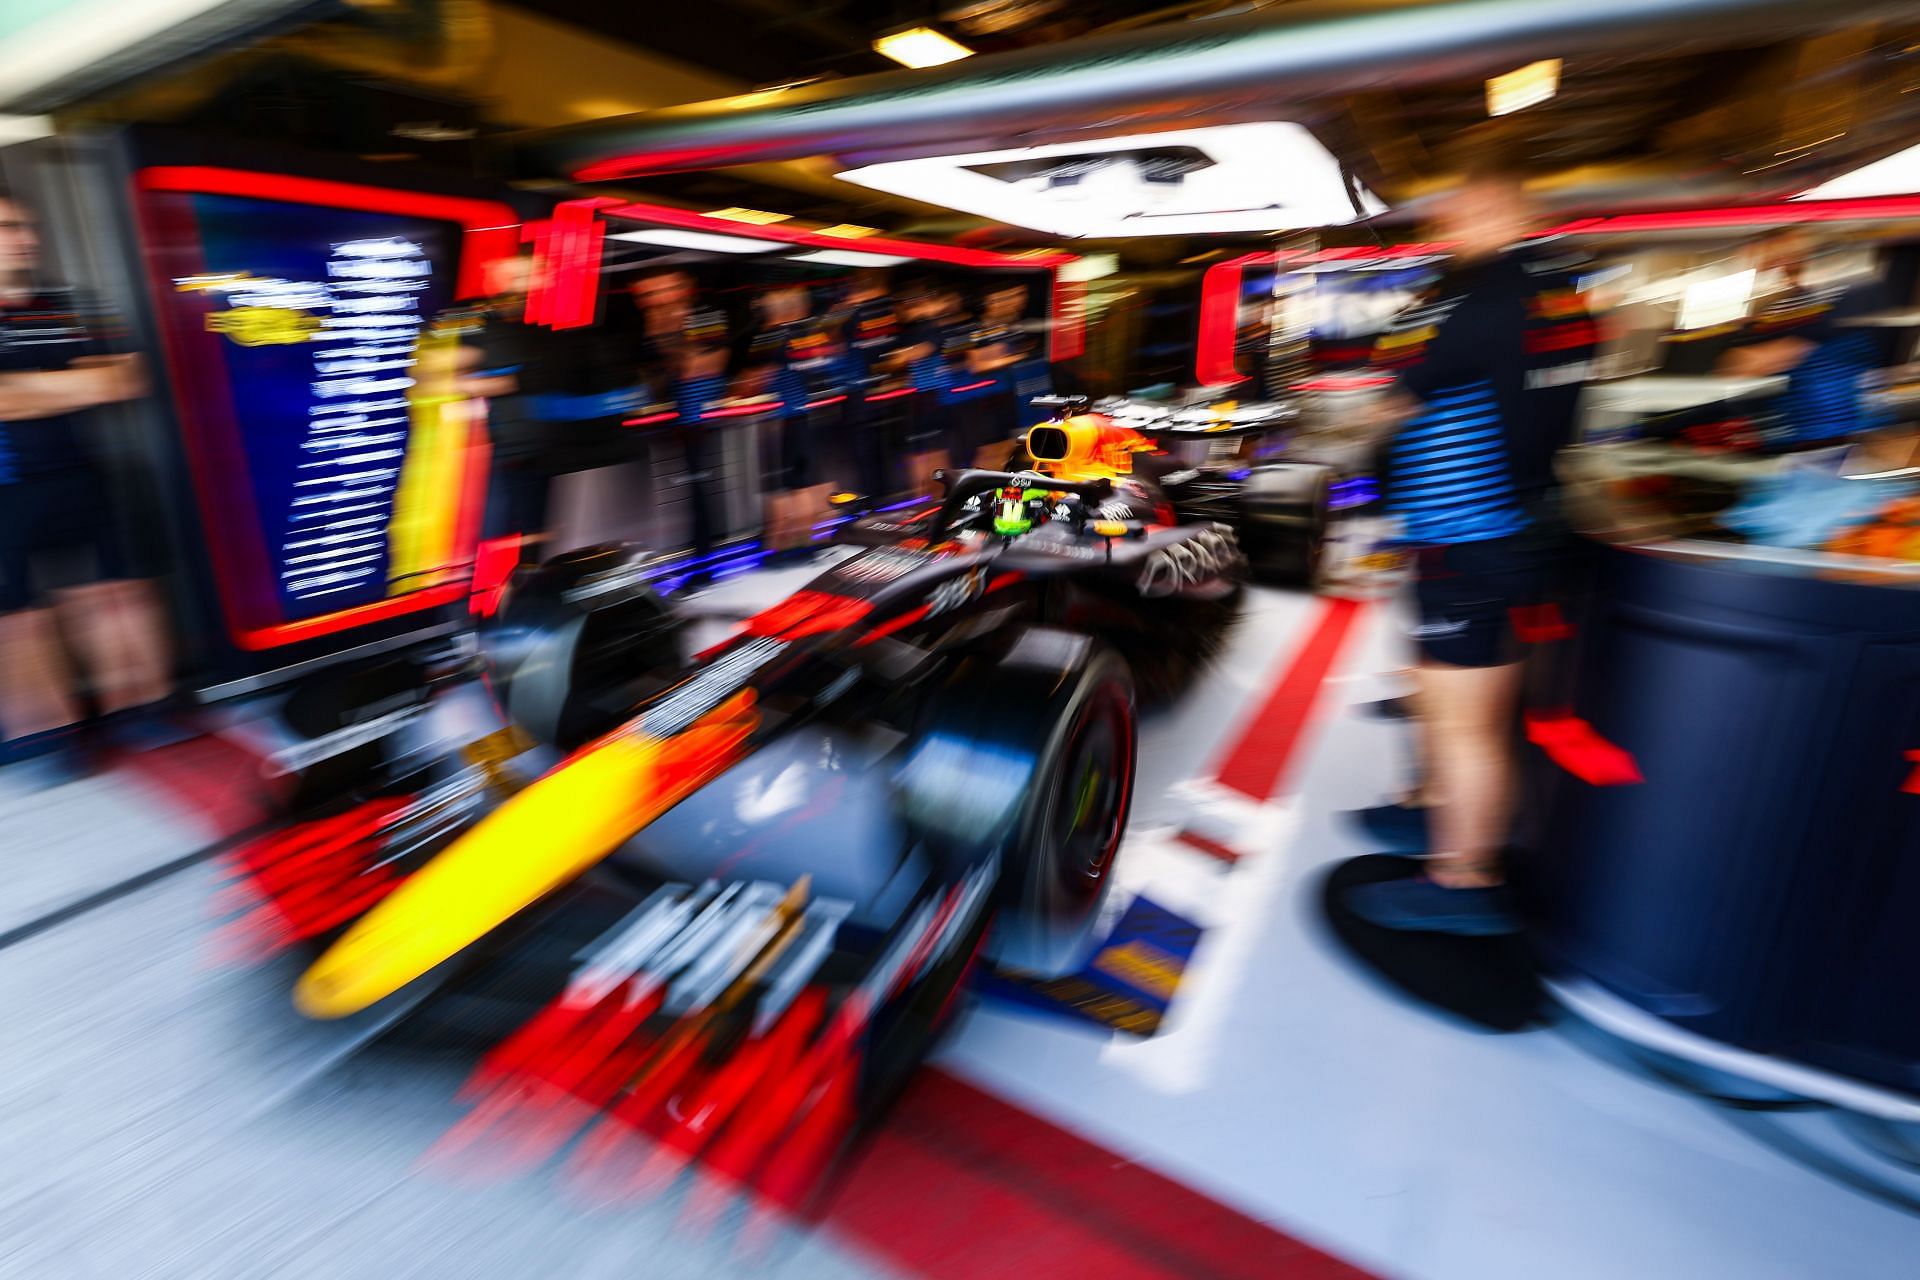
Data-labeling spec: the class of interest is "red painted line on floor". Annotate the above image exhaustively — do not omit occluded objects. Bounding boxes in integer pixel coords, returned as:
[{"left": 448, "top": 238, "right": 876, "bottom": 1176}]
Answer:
[
  {"left": 1213, "top": 597, "right": 1365, "bottom": 801},
  {"left": 1174, "top": 829, "right": 1242, "bottom": 864},
  {"left": 119, "top": 733, "right": 277, "bottom": 837},
  {"left": 826, "top": 1069, "right": 1372, "bottom": 1279}
]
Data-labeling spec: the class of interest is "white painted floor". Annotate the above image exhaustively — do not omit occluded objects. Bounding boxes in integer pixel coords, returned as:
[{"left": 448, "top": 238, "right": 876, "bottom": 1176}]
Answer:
[
  {"left": 7, "top": 565, "right": 1920, "bottom": 1279},
  {"left": 931, "top": 587, "right": 1920, "bottom": 1280}
]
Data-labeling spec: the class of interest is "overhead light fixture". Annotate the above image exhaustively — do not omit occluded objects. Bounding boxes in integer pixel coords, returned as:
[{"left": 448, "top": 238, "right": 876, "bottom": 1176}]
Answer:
[
  {"left": 0, "top": 115, "right": 52, "bottom": 143},
  {"left": 837, "top": 122, "right": 1384, "bottom": 239},
  {"left": 816, "top": 223, "right": 882, "bottom": 238},
  {"left": 610, "top": 228, "right": 786, "bottom": 254},
  {"left": 1486, "top": 59, "right": 1561, "bottom": 116},
  {"left": 873, "top": 26, "right": 974, "bottom": 69},
  {"left": 706, "top": 206, "right": 792, "bottom": 225},
  {"left": 1059, "top": 254, "right": 1117, "bottom": 281},
  {"left": 789, "top": 249, "right": 913, "bottom": 267},
  {"left": 1795, "top": 140, "right": 1920, "bottom": 201}
]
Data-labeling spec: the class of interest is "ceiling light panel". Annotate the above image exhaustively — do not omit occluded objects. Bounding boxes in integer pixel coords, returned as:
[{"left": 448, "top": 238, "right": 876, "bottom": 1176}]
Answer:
[
  {"left": 1795, "top": 141, "right": 1920, "bottom": 201},
  {"left": 1486, "top": 59, "right": 1561, "bottom": 117},
  {"left": 789, "top": 249, "right": 914, "bottom": 267},
  {"left": 610, "top": 228, "right": 786, "bottom": 254},
  {"left": 836, "top": 123, "right": 1383, "bottom": 239},
  {"left": 706, "top": 207, "right": 792, "bottom": 224},
  {"left": 873, "top": 26, "right": 974, "bottom": 69}
]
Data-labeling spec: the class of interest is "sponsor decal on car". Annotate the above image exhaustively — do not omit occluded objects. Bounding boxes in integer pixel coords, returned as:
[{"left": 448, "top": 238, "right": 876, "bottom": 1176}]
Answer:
[
  {"left": 1134, "top": 525, "right": 1240, "bottom": 596},
  {"left": 831, "top": 547, "right": 932, "bottom": 584},
  {"left": 924, "top": 566, "right": 986, "bottom": 619}
]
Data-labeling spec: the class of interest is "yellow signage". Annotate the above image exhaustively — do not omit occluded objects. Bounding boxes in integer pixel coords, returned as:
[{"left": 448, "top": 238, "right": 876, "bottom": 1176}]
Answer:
[{"left": 205, "top": 306, "right": 321, "bottom": 347}]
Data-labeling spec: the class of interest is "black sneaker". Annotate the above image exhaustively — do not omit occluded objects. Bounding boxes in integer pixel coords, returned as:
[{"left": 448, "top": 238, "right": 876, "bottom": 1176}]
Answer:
[
  {"left": 1359, "top": 696, "right": 1414, "bottom": 721},
  {"left": 1345, "top": 802, "right": 1430, "bottom": 854},
  {"left": 1344, "top": 877, "right": 1520, "bottom": 936}
]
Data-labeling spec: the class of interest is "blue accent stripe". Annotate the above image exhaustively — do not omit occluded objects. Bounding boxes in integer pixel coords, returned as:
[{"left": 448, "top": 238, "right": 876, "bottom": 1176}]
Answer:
[{"left": 1388, "top": 377, "right": 1528, "bottom": 544}]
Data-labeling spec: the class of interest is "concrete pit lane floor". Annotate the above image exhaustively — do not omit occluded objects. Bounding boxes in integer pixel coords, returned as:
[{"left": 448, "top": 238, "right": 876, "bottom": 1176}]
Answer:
[{"left": 4, "top": 567, "right": 1920, "bottom": 1279}]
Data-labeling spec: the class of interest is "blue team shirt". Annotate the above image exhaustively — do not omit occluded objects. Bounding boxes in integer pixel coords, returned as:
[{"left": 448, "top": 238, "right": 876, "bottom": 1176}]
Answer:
[
  {"left": 1741, "top": 281, "right": 1890, "bottom": 443},
  {"left": 1374, "top": 250, "right": 1597, "bottom": 546}
]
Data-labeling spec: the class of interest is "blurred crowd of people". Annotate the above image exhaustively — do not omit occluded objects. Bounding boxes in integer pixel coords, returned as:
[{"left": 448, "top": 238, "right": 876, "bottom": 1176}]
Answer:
[
  {"left": 458, "top": 262, "right": 1050, "bottom": 567},
  {"left": 2, "top": 159, "right": 1909, "bottom": 807}
]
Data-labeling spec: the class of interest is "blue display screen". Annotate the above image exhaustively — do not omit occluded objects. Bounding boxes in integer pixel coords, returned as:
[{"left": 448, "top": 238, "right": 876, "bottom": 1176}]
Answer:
[{"left": 177, "top": 193, "right": 456, "bottom": 624}]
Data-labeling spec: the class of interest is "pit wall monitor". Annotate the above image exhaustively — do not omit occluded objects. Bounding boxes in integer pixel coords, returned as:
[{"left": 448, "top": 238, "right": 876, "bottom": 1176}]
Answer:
[{"left": 134, "top": 165, "right": 518, "bottom": 653}]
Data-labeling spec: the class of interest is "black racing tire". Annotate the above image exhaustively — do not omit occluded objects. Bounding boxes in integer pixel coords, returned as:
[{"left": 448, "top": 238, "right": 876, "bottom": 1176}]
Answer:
[
  {"left": 895, "top": 636, "right": 1137, "bottom": 978},
  {"left": 1242, "top": 467, "right": 1331, "bottom": 588},
  {"left": 996, "top": 646, "right": 1137, "bottom": 974},
  {"left": 1265, "top": 526, "right": 1326, "bottom": 589},
  {"left": 479, "top": 544, "right": 686, "bottom": 749}
]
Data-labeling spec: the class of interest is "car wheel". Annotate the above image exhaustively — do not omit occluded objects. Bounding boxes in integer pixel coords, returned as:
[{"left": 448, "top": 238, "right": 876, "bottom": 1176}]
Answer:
[
  {"left": 895, "top": 639, "right": 1138, "bottom": 977},
  {"left": 1240, "top": 465, "right": 1332, "bottom": 589},
  {"left": 1264, "top": 478, "right": 1332, "bottom": 587},
  {"left": 993, "top": 648, "right": 1137, "bottom": 974},
  {"left": 479, "top": 544, "right": 686, "bottom": 749}
]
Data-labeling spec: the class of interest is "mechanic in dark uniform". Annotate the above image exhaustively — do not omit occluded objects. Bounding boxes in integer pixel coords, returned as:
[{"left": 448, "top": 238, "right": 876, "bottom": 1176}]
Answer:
[
  {"left": 457, "top": 252, "right": 569, "bottom": 559},
  {"left": 895, "top": 282, "right": 960, "bottom": 494},
  {"left": 830, "top": 270, "right": 904, "bottom": 504},
  {"left": 1346, "top": 146, "right": 1598, "bottom": 935},
  {"left": 1719, "top": 229, "right": 1893, "bottom": 445},
  {"left": 0, "top": 190, "right": 165, "bottom": 775},
  {"left": 746, "top": 284, "right": 851, "bottom": 559},
  {"left": 959, "top": 281, "right": 1038, "bottom": 469},
  {"left": 625, "top": 268, "right": 732, "bottom": 564}
]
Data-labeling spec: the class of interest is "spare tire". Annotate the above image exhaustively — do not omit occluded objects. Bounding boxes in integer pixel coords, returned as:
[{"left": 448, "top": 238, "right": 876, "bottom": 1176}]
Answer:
[
  {"left": 1239, "top": 463, "right": 1332, "bottom": 587},
  {"left": 479, "top": 544, "right": 686, "bottom": 749}
]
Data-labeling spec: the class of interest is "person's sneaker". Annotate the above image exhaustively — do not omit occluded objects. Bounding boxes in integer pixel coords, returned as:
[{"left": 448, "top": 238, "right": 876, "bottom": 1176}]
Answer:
[
  {"left": 1359, "top": 696, "right": 1414, "bottom": 721},
  {"left": 1344, "top": 877, "right": 1521, "bottom": 936},
  {"left": 1346, "top": 802, "right": 1430, "bottom": 853}
]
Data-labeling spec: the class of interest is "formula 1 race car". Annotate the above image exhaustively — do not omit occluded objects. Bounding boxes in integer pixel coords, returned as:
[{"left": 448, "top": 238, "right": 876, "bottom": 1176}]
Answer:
[
  {"left": 224, "top": 410, "right": 1250, "bottom": 1203},
  {"left": 1011, "top": 393, "right": 1336, "bottom": 584}
]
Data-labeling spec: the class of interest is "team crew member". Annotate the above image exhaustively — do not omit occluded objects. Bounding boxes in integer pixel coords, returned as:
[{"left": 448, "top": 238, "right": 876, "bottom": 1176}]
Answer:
[
  {"left": 831, "top": 270, "right": 903, "bottom": 503},
  {"left": 1347, "top": 150, "right": 1597, "bottom": 936},
  {"left": 459, "top": 252, "right": 579, "bottom": 565},
  {"left": 0, "top": 189, "right": 165, "bottom": 776},
  {"left": 967, "top": 281, "right": 1041, "bottom": 466},
  {"left": 896, "top": 284, "right": 959, "bottom": 495},
  {"left": 627, "top": 269, "right": 731, "bottom": 564},
  {"left": 748, "top": 285, "right": 849, "bottom": 558},
  {"left": 1719, "top": 229, "right": 1893, "bottom": 444},
  {"left": 934, "top": 289, "right": 987, "bottom": 467}
]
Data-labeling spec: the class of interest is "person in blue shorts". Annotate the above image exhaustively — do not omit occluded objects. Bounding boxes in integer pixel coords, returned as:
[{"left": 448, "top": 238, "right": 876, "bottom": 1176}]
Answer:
[{"left": 1346, "top": 142, "right": 1598, "bottom": 935}]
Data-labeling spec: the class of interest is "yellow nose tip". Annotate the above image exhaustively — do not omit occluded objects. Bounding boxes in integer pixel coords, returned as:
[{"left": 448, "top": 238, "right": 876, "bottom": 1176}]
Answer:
[{"left": 292, "top": 692, "right": 759, "bottom": 1019}]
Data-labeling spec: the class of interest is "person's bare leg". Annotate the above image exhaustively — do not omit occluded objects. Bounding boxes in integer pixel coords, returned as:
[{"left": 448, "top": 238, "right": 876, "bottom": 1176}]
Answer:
[
  {"left": 1414, "top": 658, "right": 1525, "bottom": 888},
  {"left": 772, "top": 491, "right": 800, "bottom": 551},
  {"left": 803, "top": 483, "right": 832, "bottom": 546},
  {"left": 1395, "top": 679, "right": 1436, "bottom": 808},
  {"left": 0, "top": 606, "right": 83, "bottom": 736},
  {"left": 783, "top": 490, "right": 805, "bottom": 549},
  {"left": 54, "top": 579, "right": 172, "bottom": 715}
]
